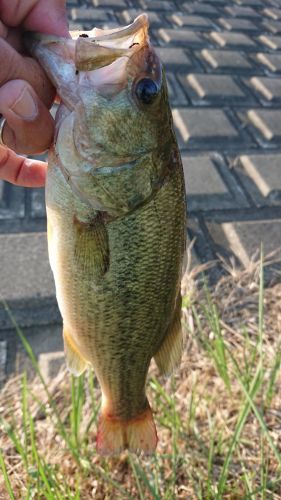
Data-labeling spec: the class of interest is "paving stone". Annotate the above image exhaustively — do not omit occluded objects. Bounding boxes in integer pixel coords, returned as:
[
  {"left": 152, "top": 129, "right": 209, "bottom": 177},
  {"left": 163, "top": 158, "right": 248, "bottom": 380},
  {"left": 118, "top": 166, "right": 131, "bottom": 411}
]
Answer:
[
  {"left": 206, "top": 220, "right": 281, "bottom": 267},
  {"left": 0, "top": 232, "right": 55, "bottom": 301},
  {"left": 158, "top": 28, "right": 205, "bottom": 47},
  {"left": 247, "top": 109, "right": 281, "bottom": 141},
  {"left": 121, "top": 9, "right": 162, "bottom": 26},
  {"left": 218, "top": 17, "right": 260, "bottom": 32},
  {"left": 30, "top": 188, "right": 46, "bottom": 218},
  {"left": 0, "top": 181, "right": 4, "bottom": 208},
  {"left": 183, "top": 2, "right": 219, "bottom": 16},
  {"left": 249, "top": 76, "right": 281, "bottom": 101},
  {"left": 166, "top": 73, "right": 188, "bottom": 106},
  {"left": 0, "top": 171, "right": 44, "bottom": 223},
  {"left": 259, "top": 34, "right": 281, "bottom": 49},
  {"left": 70, "top": 8, "right": 110, "bottom": 22},
  {"left": 262, "top": 20, "right": 281, "bottom": 34},
  {"left": 224, "top": 5, "right": 262, "bottom": 18},
  {"left": 186, "top": 218, "right": 216, "bottom": 268},
  {"left": 139, "top": 0, "right": 175, "bottom": 10},
  {"left": 181, "top": 73, "right": 247, "bottom": 104},
  {"left": 210, "top": 31, "right": 256, "bottom": 49},
  {"left": 196, "top": 0, "right": 227, "bottom": 4},
  {"left": 237, "top": 153, "right": 281, "bottom": 204},
  {"left": 92, "top": 0, "right": 127, "bottom": 6},
  {"left": 12, "top": 324, "right": 63, "bottom": 379},
  {"left": 270, "top": 2, "right": 281, "bottom": 11},
  {"left": 155, "top": 47, "right": 194, "bottom": 70},
  {"left": 235, "top": 0, "right": 264, "bottom": 5},
  {"left": 4, "top": 0, "right": 281, "bottom": 381},
  {"left": 200, "top": 49, "right": 254, "bottom": 72},
  {"left": 172, "top": 108, "right": 241, "bottom": 148},
  {"left": 0, "top": 298, "right": 59, "bottom": 334},
  {"left": 182, "top": 155, "right": 239, "bottom": 210},
  {"left": 0, "top": 341, "right": 7, "bottom": 387},
  {"left": 170, "top": 14, "right": 216, "bottom": 30},
  {"left": 0, "top": 183, "right": 25, "bottom": 220},
  {"left": 68, "top": 22, "right": 85, "bottom": 31},
  {"left": 38, "top": 352, "right": 64, "bottom": 381},
  {"left": 263, "top": 7, "right": 281, "bottom": 19},
  {"left": 256, "top": 52, "right": 281, "bottom": 73}
]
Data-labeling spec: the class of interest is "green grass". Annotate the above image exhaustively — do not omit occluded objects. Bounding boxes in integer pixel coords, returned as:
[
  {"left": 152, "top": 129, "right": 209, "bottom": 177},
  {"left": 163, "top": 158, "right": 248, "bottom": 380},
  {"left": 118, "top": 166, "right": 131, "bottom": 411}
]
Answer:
[{"left": 1, "top": 260, "right": 281, "bottom": 498}]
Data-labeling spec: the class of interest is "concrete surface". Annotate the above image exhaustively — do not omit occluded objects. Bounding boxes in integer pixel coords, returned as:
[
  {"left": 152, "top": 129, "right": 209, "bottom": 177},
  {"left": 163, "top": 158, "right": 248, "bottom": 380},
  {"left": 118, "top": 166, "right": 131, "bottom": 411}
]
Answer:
[{"left": 1, "top": 0, "right": 281, "bottom": 382}]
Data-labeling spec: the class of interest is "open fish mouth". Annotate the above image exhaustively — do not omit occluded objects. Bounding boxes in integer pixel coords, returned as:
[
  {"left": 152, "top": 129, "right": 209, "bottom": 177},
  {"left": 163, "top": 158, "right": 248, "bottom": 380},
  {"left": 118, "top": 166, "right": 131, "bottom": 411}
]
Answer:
[
  {"left": 24, "top": 15, "right": 158, "bottom": 99},
  {"left": 72, "top": 14, "right": 161, "bottom": 100},
  {"left": 74, "top": 14, "right": 149, "bottom": 71},
  {"left": 74, "top": 13, "right": 148, "bottom": 46},
  {"left": 24, "top": 14, "right": 150, "bottom": 72}
]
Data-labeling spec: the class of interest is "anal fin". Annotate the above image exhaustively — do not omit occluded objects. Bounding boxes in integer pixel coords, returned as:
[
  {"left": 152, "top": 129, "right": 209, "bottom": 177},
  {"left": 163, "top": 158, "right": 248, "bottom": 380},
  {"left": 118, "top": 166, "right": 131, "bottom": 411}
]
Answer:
[
  {"left": 63, "top": 329, "right": 88, "bottom": 376},
  {"left": 154, "top": 295, "right": 183, "bottom": 376}
]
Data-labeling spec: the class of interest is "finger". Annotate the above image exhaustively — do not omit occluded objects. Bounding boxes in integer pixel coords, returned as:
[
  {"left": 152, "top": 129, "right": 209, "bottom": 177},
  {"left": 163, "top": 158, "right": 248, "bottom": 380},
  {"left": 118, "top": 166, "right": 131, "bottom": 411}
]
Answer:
[
  {"left": 0, "top": 37, "right": 55, "bottom": 108},
  {"left": 0, "top": 147, "right": 46, "bottom": 187},
  {"left": 0, "top": 0, "right": 69, "bottom": 37},
  {"left": 0, "top": 79, "right": 54, "bottom": 155},
  {"left": 0, "top": 20, "right": 8, "bottom": 38}
]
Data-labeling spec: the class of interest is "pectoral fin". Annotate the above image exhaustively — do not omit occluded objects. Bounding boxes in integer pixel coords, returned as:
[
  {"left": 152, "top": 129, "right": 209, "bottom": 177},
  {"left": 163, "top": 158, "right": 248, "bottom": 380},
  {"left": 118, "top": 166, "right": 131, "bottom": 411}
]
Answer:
[
  {"left": 63, "top": 329, "right": 88, "bottom": 376},
  {"left": 73, "top": 213, "right": 109, "bottom": 280},
  {"left": 154, "top": 295, "right": 183, "bottom": 376}
]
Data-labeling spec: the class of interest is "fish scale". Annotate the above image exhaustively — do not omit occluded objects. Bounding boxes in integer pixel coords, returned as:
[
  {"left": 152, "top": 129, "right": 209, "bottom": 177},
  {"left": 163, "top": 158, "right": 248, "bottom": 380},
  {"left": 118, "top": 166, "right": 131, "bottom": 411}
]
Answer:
[{"left": 48, "top": 153, "right": 185, "bottom": 419}]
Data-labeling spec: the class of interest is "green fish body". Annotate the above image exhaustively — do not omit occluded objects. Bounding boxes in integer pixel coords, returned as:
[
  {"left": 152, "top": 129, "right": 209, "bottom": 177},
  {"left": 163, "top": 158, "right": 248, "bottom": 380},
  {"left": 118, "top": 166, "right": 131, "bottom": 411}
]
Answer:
[{"left": 27, "top": 14, "right": 187, "bottom": 454}]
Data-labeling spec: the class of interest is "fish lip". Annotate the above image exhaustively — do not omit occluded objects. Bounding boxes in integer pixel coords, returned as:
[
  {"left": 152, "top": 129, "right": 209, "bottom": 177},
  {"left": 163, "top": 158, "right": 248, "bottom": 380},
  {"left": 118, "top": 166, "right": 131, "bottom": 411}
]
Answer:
[
  {"left": 74, "top": 14, "right": 150, "bottom": 72},
  {"left": 77, "top": 14, "right": 149, "bottom": 46},
  {"left": 24, "top": 14, "right": 149, "bottom": 53}
]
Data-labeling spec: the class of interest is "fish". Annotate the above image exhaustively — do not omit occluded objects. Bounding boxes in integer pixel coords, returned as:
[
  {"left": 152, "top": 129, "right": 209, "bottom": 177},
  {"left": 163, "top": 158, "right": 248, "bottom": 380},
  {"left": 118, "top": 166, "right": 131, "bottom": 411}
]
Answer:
[{"left": 25, "top": 14, "right": 187, "bottom": 454}]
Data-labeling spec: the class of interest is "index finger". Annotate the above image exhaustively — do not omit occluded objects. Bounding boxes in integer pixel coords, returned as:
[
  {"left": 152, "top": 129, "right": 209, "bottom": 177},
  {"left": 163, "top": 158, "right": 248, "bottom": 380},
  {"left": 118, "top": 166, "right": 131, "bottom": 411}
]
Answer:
[{"left": 0, "top": 146, "right": 46, "bottom": 187}]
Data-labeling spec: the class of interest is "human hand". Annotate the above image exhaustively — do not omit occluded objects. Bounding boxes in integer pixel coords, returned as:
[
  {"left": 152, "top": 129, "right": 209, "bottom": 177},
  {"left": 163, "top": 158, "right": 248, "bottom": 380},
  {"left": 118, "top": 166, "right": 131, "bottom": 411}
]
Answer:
[{"left": 0, "top": 0, "right": 69, "bottom": 187}]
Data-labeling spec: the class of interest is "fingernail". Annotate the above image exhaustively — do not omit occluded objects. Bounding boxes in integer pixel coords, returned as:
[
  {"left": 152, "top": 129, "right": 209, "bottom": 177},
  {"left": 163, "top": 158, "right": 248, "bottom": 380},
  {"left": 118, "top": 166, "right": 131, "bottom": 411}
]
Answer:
[{"left": 10, "top": 88, "right": 38, "bottom": 121}]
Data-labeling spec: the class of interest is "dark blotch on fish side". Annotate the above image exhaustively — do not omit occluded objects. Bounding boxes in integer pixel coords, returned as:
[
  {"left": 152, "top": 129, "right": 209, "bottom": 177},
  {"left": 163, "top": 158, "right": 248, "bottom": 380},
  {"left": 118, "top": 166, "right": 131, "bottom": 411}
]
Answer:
[{"left": 79, "top": 33, "right": 89, "bottom": 38}]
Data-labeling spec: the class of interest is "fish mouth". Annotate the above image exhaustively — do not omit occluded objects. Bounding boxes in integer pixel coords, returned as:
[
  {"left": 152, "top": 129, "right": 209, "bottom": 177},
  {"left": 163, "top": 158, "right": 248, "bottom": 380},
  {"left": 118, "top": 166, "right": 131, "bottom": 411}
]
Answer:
[
  {"left": 76, "top": 13, "right": 148, "bottom": 47},
  {"left": 74, "top": 14, "right": 149, "bottom": 71}
]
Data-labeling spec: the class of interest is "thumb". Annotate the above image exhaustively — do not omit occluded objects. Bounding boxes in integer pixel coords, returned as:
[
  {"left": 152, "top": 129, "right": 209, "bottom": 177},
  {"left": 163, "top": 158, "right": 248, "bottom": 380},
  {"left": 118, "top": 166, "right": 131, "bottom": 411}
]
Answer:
[
  {"left": 0, "top": 37, "right": 55, "bottom": 108},
  {"left": 0, "top": 79, "right": 54, "bottom": 154}
]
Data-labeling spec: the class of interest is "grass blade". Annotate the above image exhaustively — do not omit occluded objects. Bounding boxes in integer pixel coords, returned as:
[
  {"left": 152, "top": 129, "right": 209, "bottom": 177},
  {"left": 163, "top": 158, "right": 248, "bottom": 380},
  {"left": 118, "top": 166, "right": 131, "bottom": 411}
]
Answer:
[
  {"left": 234, "top": 364, "right": 281, "bottom": 467},
  {"left": 0, "top": 448, "right": 15, "bottom": 499},
  {"left": 128, "top": 454, "right": 146, "bottom": 500},
  {"left": 129, "top": 458, "right": 160, "bottom": 499},
  {"left": 1, "top": 300, "right": 81, "bottom": 464},
  {"left": 217, "top": 360, "right": 263, "bottom": 496}
]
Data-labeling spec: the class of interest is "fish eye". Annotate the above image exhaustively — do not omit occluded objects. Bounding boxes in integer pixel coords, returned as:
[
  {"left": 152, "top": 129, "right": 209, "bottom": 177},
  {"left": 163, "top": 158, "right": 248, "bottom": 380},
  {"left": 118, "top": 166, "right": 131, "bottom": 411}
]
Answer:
[{"left": 135, "top": 78, "right": 159, "bottom": 105}]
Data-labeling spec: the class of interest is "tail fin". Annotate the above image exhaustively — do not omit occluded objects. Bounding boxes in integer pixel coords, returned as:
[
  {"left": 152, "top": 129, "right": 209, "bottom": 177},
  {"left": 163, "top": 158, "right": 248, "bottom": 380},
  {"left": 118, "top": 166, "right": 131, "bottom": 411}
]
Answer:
[{"left": 96, "top": 403, "right": 158, "bottom": 455}]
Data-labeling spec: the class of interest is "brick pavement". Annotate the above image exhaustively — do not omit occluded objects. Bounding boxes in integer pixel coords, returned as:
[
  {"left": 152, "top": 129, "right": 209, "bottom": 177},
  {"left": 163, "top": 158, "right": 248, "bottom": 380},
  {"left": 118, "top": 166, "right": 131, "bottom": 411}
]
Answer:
[{"left": 1, "top": 0, "right": 281, "bottom": 381}]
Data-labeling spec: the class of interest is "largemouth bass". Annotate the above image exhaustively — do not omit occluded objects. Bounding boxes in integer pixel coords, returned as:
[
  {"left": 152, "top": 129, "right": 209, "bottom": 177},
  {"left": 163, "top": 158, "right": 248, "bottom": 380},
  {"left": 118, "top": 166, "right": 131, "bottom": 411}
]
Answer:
[{"left": 26, "top": 14, "right": 187, "bottom": 454}]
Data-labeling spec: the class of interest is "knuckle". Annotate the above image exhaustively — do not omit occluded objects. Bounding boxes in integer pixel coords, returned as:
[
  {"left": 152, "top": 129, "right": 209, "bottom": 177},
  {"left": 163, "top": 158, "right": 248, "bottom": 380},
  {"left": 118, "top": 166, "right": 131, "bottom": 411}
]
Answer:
[{"left": 0, "top": 146, "right": 10, "bottom": 170}]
